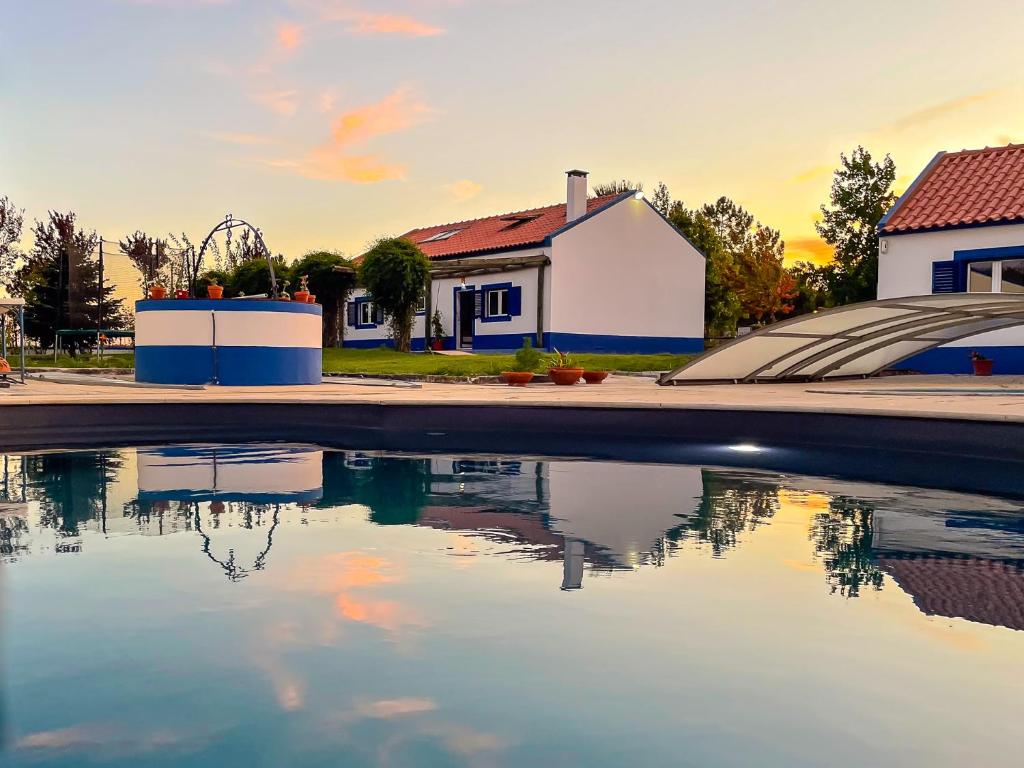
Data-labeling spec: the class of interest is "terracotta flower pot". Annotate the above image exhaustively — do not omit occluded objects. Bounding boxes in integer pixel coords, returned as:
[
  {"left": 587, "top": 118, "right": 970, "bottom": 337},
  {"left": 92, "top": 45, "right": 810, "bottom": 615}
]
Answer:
[
  {"left": 501, "top": 371, "right": 534, "bottom": 386},
  {"left": 293, "top": 290, "right": 310, "bottom": 303},
  {"left": 206, "top": 284, "right": 223, "bottom": 299},
  {"left": 972, "top": 358, "right": 993, "bottom": 376},
  {"left": 149, "top": 285, "right": 167, "bottom": 300},
  {"left": 431, "top": 339, "right": 444, "bottom": 351},
  {"left": 306, "top": 294, "right": 316, "bottom": 304},
  {"left": 582, "top": 370, "right": 609, "bottom": 384},
  {"left": 548, "top": 367, "right": 583, "bottom": 385},
  {"left": 174, "top": 289, "right": 189, "bottom": 299}
]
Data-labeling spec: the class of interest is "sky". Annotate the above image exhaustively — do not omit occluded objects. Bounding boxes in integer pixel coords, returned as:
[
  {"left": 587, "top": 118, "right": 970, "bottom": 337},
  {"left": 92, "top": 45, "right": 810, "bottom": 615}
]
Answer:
[{"left": 2, "top": 0, "right": 1023, "bottom": 265}]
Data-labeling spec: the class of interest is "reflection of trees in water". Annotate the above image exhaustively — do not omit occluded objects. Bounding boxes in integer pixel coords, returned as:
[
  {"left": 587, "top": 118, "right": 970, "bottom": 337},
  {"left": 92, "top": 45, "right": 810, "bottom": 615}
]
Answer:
[
  {"left": 667, "top": 470, "right": 781, "bottom": 557},
  {"left": 321, "top": 452, "right": 430, "bottom": 526},
  {"left": 23, "top": 450, "right": 123, "bottom": 536},
  {"left": 809, "top": 498, "right": 884, "bottom": 598},
  {"left": 1, "top": 514, "right": 29, "bottom": 560}
]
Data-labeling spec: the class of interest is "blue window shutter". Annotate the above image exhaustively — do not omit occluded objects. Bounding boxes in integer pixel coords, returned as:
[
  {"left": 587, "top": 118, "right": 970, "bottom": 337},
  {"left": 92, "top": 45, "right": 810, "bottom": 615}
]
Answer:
[
  {"left": 508, "top": 286, "right": 522, "bottom": 316},
  {"left": 474, "top": 291, "right": 483, "bottom": 318},
  {"left": 347, "top": 301, "right": 357, "bottom": 326},
  {"left": 375, "top": 305, "right": 385, "bottom": 324},
  {"left": 931, "top": 260, "right": 958, "bottom": 293}
]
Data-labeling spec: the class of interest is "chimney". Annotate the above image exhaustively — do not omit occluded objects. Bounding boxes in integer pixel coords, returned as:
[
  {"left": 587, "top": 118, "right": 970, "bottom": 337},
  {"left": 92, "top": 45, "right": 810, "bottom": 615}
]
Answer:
[{"left": 566, "top": 169, "right": 588, "bottom": 223}]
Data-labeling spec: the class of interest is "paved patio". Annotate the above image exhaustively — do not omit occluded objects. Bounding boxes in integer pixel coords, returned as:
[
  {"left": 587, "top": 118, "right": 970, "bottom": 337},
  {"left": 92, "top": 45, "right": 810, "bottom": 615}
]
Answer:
[{"left": 4, "top": 374, "right": 1024, "bottom": 423}]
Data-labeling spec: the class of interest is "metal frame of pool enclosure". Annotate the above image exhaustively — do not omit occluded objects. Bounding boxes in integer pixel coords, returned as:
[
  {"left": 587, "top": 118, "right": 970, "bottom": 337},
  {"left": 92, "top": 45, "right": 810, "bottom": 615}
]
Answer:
[
  {"left": 660, "top": 294, "right": 1024, "bottom": 384},
  {"left": 0, "top": 298, "right": 27, "bottom": 385}
]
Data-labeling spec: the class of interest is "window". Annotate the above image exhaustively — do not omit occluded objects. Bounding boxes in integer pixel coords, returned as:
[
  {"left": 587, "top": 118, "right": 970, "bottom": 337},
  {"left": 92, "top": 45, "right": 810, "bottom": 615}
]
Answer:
[
  {"left": 358, "top": 301, "right": 375, "bottom": 326},
  {"left": 420, "top": 229, "right": 463, "bottom": 243},
  {"left": 968, "top": 261, "right": 993, "bottom": 292},
  {"left": 1001, "top": 260, "right": 1024, "bottom": 293},
  {"left": 416, "top": 294, "right": 427, "bottom": 314},
  {"left": 486, "top": 288, "right": 508, "bottom": 318}
]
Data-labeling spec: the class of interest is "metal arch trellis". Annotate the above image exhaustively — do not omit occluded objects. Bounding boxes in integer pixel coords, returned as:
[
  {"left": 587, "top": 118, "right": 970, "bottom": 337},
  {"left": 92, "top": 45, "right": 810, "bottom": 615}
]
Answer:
[{"left": 197, "top": 214, "right": 279, "bottom": 299}]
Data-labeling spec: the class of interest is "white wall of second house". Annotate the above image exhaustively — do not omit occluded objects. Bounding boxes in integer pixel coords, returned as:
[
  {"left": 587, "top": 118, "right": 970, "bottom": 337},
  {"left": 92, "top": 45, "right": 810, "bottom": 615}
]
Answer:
[
  {"left": 548, "top": 198, "right": 705, "bottom": 338},
  {"left": 343, "top": 248, "right": 547, "bottom": 346},
  {"left": 878, "top": 222, "right": 1024, "bottom": 346}
]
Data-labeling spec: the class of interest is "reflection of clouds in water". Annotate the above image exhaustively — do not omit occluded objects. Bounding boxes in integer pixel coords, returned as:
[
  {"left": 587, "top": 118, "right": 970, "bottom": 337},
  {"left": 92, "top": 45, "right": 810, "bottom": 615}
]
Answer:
[{"left": 15, "top": 723, "right": 214, "bottom": 759}]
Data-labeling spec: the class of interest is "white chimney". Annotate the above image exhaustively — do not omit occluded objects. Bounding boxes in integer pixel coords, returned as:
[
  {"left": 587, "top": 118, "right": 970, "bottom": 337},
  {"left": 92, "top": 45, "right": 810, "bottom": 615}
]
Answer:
[{"left": 566, "top": 169, "right": 588, "bottom": 223}]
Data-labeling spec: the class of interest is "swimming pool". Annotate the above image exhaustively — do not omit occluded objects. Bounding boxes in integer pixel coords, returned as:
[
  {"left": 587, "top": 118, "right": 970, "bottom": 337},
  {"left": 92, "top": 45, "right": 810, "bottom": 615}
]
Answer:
[{"left": 2, "top": 444, "right": 1022, "bottom": 766}]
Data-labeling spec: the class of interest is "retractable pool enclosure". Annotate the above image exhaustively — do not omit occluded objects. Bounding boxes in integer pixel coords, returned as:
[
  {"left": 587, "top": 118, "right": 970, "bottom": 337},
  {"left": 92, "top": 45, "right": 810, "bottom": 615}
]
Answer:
[{"left": 659, "top": 294, "right": 1024, "bottom": 384}]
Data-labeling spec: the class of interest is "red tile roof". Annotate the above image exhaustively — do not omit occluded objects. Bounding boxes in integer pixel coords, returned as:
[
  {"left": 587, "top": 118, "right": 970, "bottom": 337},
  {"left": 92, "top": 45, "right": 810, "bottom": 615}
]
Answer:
[
  {"left": 878, "top": 555, "right": 1024, "bottom": 632},
  {"left": 881, "top": 143, "right": 1024, "bottom": 234},
  {"left": 399, "top": 193, "right": 627, "bottom": 259}
]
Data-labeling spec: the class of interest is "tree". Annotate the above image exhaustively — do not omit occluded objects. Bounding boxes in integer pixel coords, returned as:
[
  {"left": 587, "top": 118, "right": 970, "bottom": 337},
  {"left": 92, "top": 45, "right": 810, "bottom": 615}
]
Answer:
[
  {"left": 291, "top": 250, "right": 357, "bottom": 347},
  {"left": 358, "top": 238, "right": 430, "bottom": 352},
  {"left": 734, "top": 224, "right": 796, "bottom": 323},
  {"left": 0, "top": 195, "right": 24, "bottom": 292},
  {"left": 11, "top": 211, "right": 126, "bottom": 352},
  {"left": 650, "top": 181, "right": 671, "bottom": 216},
  {"left": 228, "top": 255, "right": 290, "bottom": 298},
  {"left": 120, "top": 230, "right": 170, "bottom": 297},
  {"left": 789, "top": 260, "right": 831, "bottom": 316},
  {"left": 700, "top": 196, "right": 797, "bottom": 326},
  {"left": 167, "top": 233, "right": 205, "bottom": 297},
  {"left": 222, "top": 226, "right": 264, "bottom": 271},
  {"left": 591, "top": 179, "right": 643, "bottom": 197},
  {"left": 667, "top": 202, "right": 742, "bottom": 337},
  {"left": 815, "top": 146, "right": 897, "bottom": 304}
]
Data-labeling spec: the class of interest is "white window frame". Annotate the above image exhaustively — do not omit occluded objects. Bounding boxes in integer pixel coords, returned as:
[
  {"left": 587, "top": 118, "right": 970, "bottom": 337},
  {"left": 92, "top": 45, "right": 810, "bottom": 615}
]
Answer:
[
  {"left": 486, "top": 288, "right": 508, "bottom": 318},
  {"left": 358, "top": 301, "right": 375, "bottom": 326}
]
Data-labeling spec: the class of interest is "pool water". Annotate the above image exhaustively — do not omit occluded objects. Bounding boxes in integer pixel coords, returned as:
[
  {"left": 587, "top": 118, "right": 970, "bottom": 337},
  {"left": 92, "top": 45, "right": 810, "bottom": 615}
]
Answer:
[{"left": 1, "top": 445, "right": 1022, "bottom": 767}]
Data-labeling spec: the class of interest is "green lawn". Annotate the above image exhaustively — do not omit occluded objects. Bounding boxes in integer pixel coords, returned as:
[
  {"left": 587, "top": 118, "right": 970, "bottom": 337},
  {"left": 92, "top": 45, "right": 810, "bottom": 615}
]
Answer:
[
  {"left": 4, "top": 349, "right": 694, "bottom": 375},
  {"left": 321, "top": 348, "right": 693, "bottom": 376}
]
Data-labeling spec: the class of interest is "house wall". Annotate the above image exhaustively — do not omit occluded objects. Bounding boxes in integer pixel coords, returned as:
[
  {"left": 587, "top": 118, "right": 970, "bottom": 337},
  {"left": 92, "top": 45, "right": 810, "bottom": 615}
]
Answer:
[
  {"left": 343, "top": 247, "right": 547, "bottom": 351},
  {"left": 878, "top": 223, "right": 1024, "bottom": 373},
  {"left": 547, "top": 197, "right": 705, "bottom": 353}
]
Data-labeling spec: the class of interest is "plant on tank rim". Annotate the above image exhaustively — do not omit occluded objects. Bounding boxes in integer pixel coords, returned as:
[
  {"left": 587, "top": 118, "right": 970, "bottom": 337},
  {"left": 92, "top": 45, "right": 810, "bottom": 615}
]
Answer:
[
  {"left": 358, "top": 237, "right": 431, "bottom": 353},
  {"left": 547, "top": 348, "right": 583, "bottom": 385}
]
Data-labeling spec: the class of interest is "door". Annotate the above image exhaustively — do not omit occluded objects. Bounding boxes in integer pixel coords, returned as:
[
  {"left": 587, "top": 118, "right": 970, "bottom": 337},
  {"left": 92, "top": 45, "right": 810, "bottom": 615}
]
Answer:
[{"left": 458, "top": 290, "right": 476, "bottom": 349}]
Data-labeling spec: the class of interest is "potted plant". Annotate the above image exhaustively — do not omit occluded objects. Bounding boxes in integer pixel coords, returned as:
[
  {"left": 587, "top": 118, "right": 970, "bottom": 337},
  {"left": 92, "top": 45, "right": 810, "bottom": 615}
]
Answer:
[
  {"left": 306, "top": 293, "right": 316, "bottom": 304},
  {"left": 502, "top": 337, "right": 541, "bottom": 386},
  {"left": 293, "top": 275, "right": 310, "bottom": 303},
  {"left": 174, "top": 288, "right": 189, "bottom": 299},
  {"left": 971, "top": 351, "right": 993, "bottom": 376},
  {"left": 547, "top": 348, "right": 583, "bottom": 385},
  {"left": 206, "top": 277, "right": 223, "bottom": 300},
  {"left": 430, "top": 309, "right": 445, "bottom": 351},
  {"left": 149, "top": 282, "right": 167, "bottom": 300},
  {"left": 582, "top": 370, "right": 609, "bottom": 384}
]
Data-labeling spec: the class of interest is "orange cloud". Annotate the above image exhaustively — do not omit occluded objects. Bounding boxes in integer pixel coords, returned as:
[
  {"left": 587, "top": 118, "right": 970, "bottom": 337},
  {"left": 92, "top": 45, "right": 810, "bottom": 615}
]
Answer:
[
  {"left": 348, "top": 12, "right": 444, "bottom": 37},
  {"left": 276, "top": 22, "right": 303, "bottom": 51},
  {"left": 790, "top": 165, "right": 832, "bottom": 184},
  {"left": 888, "top": 89, "right": 1003, "bottom": 133},
  {"left": 335, "top": 593, "right": 424, "bottom": 631},
  {"left": 250, "top": 89, "right": 299, "bottom": 117},
  {"left": 204, "top": 131, "right": 274, "bottom": 145},
  {"left": 444, "top": 179, "right": 483, "bottom": 202},
  {"left": 356, "top": 698, "right": 438, "bottom": 719},
  {"left": 263, "top": 86, "right": 431, "bottom": 182}
]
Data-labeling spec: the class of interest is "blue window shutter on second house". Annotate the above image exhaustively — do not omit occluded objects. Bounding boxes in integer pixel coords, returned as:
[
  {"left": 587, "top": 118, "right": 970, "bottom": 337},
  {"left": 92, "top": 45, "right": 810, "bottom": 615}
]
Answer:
[
  {"left": 508, "top": 286, "right": 522, "bottom": 316},
  {"left": 375, "top": 305, "right": 385, "bottom": 325},
  {"left": 931, "top": 260, "right": 959, "bottom": 293},
  {"left": 474, "top": 291, "right": 483, "bottom": 318},
  {"left": 346, "top": 301, "right": 357, "bottom": 326}
]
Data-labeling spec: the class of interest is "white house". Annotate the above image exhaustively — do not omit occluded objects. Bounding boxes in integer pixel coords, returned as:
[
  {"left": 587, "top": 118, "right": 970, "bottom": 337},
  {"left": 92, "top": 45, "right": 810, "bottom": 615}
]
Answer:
[
  {"left": 878, "top": 143, "right": 1024, "bottom": 373},
  {"left": 345, "top": 170, "right": 706, "bottom": 353}
]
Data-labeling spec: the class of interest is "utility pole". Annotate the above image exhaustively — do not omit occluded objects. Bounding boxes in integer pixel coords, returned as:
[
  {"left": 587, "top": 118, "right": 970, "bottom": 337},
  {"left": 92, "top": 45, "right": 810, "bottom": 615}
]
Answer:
[{"left": 97, "top": 238, "right": 104, "bottom": 347}]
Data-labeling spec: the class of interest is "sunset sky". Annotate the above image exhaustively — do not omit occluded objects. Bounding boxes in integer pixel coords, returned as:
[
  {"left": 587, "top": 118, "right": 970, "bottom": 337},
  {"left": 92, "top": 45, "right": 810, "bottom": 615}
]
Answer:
[{"left": 3, "top": 0, "right": 1022, "bottom": 264}]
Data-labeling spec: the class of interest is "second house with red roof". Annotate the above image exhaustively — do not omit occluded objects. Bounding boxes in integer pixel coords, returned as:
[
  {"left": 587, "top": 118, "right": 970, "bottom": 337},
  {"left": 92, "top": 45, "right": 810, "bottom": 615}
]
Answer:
[{"left": 344, "top": 170, "right": 706, "bottom": 354}]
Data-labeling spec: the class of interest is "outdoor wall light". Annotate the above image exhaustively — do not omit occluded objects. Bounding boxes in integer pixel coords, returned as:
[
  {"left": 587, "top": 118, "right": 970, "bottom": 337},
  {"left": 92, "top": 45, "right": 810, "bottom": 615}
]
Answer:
[{"left": 728, "top": 443, "right": 763, "bottom": 453}]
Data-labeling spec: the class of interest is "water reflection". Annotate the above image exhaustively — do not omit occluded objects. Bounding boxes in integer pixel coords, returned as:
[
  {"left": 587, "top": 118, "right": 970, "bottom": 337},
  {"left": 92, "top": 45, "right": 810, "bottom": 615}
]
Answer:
[
  {"left": 3, "top": 444, "right": 1024, "bottom": 633},
  {"left": 3, "top": 444, "right": 1024, "bottom": 767}
]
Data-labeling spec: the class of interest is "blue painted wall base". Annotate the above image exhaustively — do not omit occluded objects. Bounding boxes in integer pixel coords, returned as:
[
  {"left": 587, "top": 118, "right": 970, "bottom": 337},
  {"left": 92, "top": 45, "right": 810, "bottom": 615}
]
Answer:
[
  {"left": 342, "top": 333, "right": 703, "bottom": 355},
  {"left": 137, "top": 346, "right": 321, "bottom": 385},
  {"left": 890, "top": 346, "right": 1024, "bottom": 375}
]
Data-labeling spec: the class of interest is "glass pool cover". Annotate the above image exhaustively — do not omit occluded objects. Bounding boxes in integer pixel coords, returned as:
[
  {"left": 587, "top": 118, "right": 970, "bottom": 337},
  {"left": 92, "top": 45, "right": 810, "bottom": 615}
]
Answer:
[{"left": 1, "top": 444, "right": 1022, "bottom": 767}]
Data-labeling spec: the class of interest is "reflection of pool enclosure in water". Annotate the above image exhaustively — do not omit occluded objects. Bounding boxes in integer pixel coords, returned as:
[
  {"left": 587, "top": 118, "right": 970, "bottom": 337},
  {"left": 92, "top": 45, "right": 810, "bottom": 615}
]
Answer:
[{"left": 4, "top": 446, "right": 1024, "bottom": 627}]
